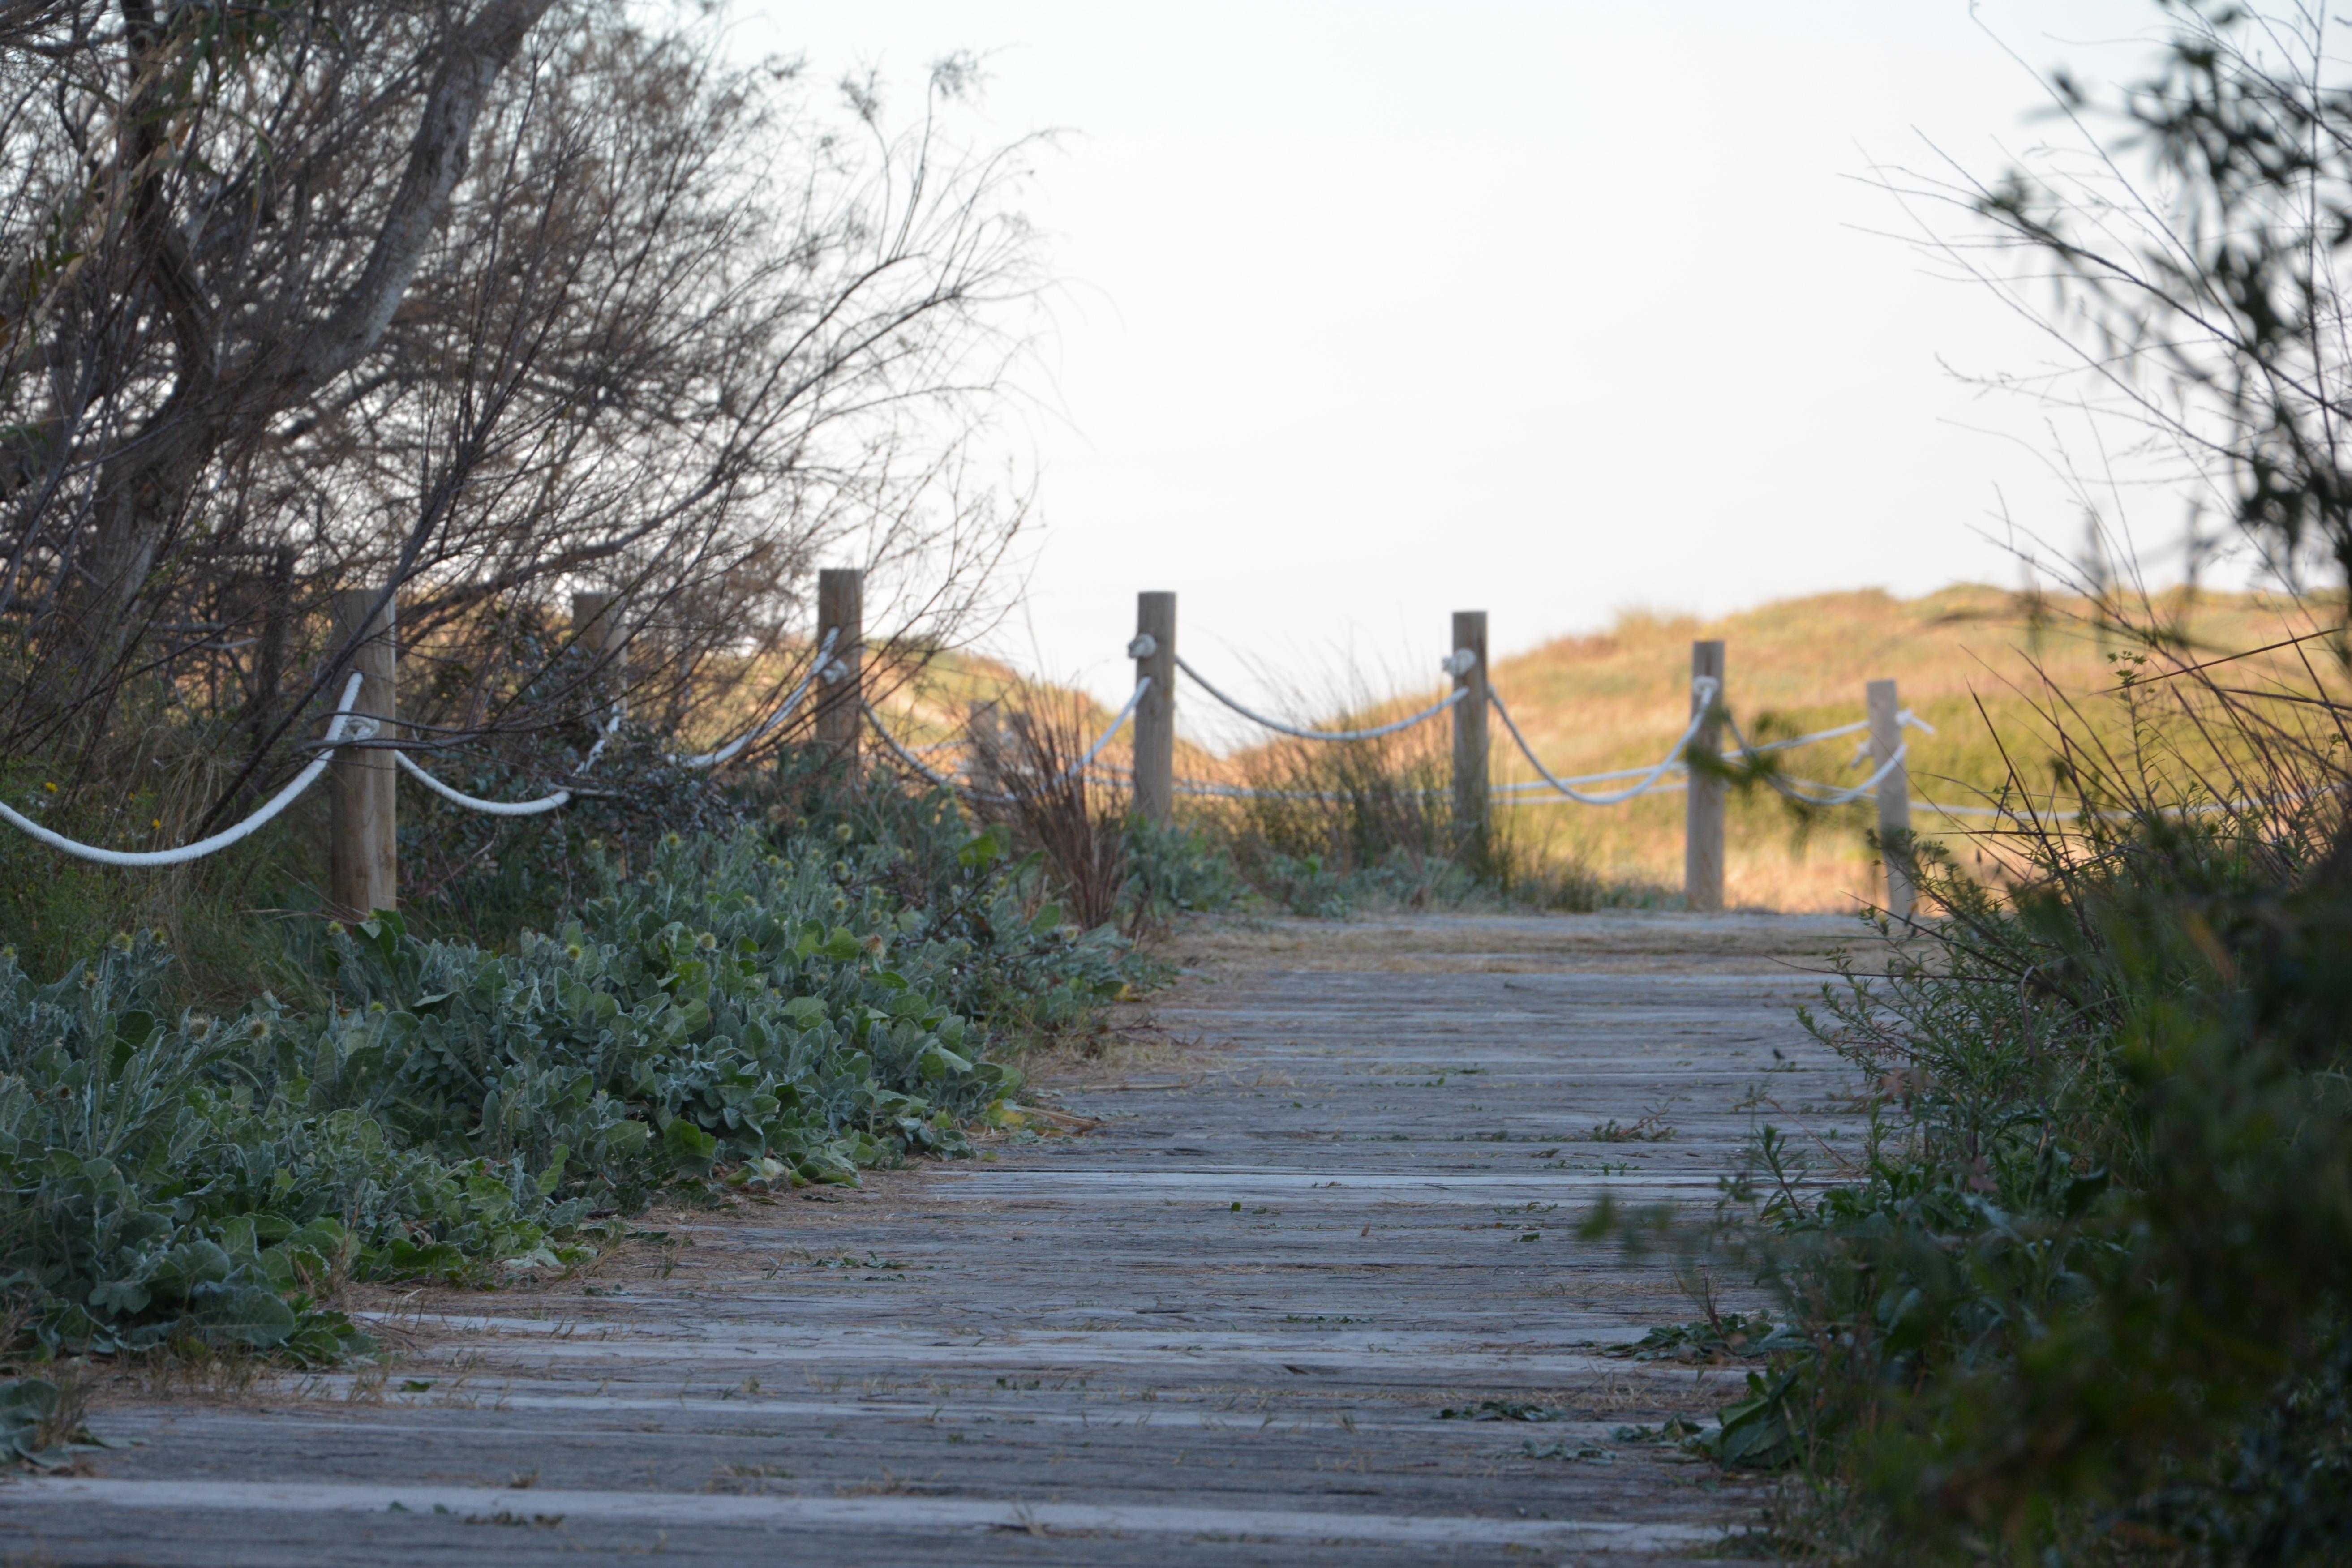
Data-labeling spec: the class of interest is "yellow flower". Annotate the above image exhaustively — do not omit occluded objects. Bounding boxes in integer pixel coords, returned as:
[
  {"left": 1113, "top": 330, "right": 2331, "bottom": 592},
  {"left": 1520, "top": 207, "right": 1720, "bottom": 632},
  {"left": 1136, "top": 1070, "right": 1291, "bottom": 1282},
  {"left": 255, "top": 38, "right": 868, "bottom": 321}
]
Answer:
[{"left": 42, "top": 782, "right": 55, "bottom": 793}]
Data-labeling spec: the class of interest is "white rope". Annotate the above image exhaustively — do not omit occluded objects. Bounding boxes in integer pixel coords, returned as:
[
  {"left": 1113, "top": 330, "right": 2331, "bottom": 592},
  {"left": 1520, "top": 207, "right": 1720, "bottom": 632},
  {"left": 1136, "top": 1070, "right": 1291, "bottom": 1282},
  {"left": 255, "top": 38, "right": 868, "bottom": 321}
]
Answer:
[
  {"left": 1174, "top": 654, "right": 1465, "bottom": 742},
  {"left": 1490, "top": 740, "right": 1830, "bottom": 795},
  {"left": 1754, "top": 742, "right": 1908, "bottom": 807},
  {"left": 0, "top": 673, "right": 367, "bottom": 868},
  {"left": 1076, "top": 762, "right": 1332, "bottom": 803},
  {"left": 866, "top": 678, "right": 1152, "bottom": 801},
  {"left": 670, "top": 629, "right": 837, "bottom": 769},
  {"left": 393, "top": 711, "right": 622, "bottom": 818},
  {"left": 1914, "top": 798, "right": 2062, "bottom": 821},
  {"left": 1177, "top": 776, "right": 1350, "bottom": 802},
  {"left": 1496, "top": 765, "right": 1691, "bottom": 792},
  {"left": 1912, "top": 785, "right": 2339, "bottom": 827},
  {"left": 1717, "top": 709, "right": 1920, "bottom": 807},
  {"left": 865, "top": 708, "right": 972, "bottom": 794},
  {"left": 1842, "top": 710, "right": 1936, "bottom": 767},
  {"left": 1498, "top": 779, "right": 1689, "bottom": 804},
  {"left": 1489, "top": 681, "right": 1944, "bottom": 810},
  {"left": 1487, "top": 678, "right": 1720, "bottom": 805},
  {"left": 398, "top": 752, "right": 571, "bottom": 816},
  {"left": 1489, "top": 712, "right": 1927, "bottom": 796}
]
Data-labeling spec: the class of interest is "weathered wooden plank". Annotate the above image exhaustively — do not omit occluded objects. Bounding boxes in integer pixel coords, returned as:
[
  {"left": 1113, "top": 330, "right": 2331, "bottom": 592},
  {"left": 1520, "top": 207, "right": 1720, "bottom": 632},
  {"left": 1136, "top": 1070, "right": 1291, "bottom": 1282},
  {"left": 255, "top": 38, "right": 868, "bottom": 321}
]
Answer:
[{"left": 7, "top": 911, "right": 1861, "bottom": 1564}]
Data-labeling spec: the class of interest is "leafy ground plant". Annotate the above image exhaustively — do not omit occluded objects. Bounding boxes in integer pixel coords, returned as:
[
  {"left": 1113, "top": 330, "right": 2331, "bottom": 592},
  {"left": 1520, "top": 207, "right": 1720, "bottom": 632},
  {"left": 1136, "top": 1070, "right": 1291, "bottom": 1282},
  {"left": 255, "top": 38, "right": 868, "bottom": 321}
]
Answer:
[
  {"left": 0, "top": 1374, "right": 133, "bottom": 1469},
  {"left": 1711, "top": 796, "right": 2352, "bottom": 1559},
  {"left": 0, "top": 813, "right": 1146, "bottom": 1365}
]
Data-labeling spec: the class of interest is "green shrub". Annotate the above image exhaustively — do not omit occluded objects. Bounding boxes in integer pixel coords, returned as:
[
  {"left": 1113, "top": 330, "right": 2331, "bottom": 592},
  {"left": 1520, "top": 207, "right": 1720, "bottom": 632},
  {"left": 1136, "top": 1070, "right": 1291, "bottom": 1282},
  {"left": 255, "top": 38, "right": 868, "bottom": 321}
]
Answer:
[
  {"left": 0, "top": 809, "right": 1145, "bottom": 1366},
  {"left": 1730, "top": 809, "right": 2352, "bottom": 1565},
  {"left": 0, "top": 934, "right": 389, "bottom": 1363}
]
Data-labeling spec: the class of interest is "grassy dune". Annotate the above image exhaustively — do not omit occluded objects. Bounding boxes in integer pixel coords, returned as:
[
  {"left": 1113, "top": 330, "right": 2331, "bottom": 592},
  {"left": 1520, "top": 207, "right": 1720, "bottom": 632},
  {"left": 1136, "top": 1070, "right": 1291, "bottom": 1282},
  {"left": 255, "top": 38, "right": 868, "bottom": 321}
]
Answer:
[
  {"left": 1472, "top": 585, "right": 2341, "bottom": 911},
  {"left": 708, "top": 585, "right": 2341, "bottom": 914}
]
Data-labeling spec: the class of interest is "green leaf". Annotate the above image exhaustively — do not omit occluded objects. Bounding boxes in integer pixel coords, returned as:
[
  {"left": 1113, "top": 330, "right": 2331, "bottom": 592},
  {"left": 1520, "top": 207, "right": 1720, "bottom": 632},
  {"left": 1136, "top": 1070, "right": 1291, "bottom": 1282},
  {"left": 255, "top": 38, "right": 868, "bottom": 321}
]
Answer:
[
  {"left": 956, "top": 826, "right": 1004, "bottom": 870},
  {"left": 916, "top": 1046, "right": 973, "bottom": 1081},
  {"left": 150, "top": 1239, "right": 233, "bottom": 1300},
  {"left": 664, "top": 1117, "right": 718, "bottom": 1170},
  {"left": 0, "top": 1380, "right": 59, "bottom": 1428},
  {"left": 357, "top": 911, "right": 406, "bottom": 964},
  {"left": 203, "top": 1285, "right": 297, "bottom": 1349},
  {"left": 380, "top": 1239, "right": 466, "bottom": 1279}
]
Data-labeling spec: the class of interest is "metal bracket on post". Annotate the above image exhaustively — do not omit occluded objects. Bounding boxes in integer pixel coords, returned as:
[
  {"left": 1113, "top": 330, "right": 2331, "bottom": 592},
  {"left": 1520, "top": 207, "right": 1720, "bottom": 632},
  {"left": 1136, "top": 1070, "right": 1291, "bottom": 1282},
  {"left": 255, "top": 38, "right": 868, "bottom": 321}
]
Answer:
[
  {"left": 331, "top": 587, "right": 398, "bottom": 919},
  {"left": 966, "top": 699, "right": 1005, "bottom": 797},
  {"left": 1451, "top": 612, "right": 1489, "bottom": 857},
  {"left": 1132, "top": 593, "right": 1176, "bottom": 826},
  {"left": 815, "top": 569, "right": 863, "bottom": 763},
  {"left": 1685, "top": 640, "right": 1726, "bottom": 913},
  {"left": 1868, "top": 678, "right": 1914, "bottom": 920},
  {"left": 571, "top": 591, "right": 629, "bottom": 721}
]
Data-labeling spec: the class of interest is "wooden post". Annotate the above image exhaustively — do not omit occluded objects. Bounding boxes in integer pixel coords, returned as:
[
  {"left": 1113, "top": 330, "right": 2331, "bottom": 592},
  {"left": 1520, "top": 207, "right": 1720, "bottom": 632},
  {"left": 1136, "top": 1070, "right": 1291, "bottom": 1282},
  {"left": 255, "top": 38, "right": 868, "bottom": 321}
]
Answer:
[
  {"left": 330, "top": 587, "right": 397, "bottom": 919},
  {"left": 815, "top": 568, "right": 863, "bottom": 759},
  {"left": 1868, "top": 678, "right": 1914, "bottom": 920},
  {"left": 243, "top": 544, "right": 295, "bottom": 745},
  {"left": 1132, "top": 591, "right": 1176, "bottom": 826},
  {"left": 966, "top": 698, "right": 1006, "bottom": 796},
  {"left": 1685, "top": 640, "right": 1726, "bottom": 913},
  {"left": 1451, "top": 610, "right": 1489, "bottom": 855},
  {"left": 571, "top": 591, "right": 628, "bottom": 717}
]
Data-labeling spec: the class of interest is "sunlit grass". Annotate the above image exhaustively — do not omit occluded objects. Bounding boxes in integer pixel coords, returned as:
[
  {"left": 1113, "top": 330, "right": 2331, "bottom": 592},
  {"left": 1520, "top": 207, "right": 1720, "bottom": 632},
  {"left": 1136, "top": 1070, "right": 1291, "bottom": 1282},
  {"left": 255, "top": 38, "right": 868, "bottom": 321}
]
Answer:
[
  {"left": 1470, "top": 585, "right": 2344, "bottom": 910},
  {"left": 805, "top": 585, "right": 2346, "bottom": 913}
]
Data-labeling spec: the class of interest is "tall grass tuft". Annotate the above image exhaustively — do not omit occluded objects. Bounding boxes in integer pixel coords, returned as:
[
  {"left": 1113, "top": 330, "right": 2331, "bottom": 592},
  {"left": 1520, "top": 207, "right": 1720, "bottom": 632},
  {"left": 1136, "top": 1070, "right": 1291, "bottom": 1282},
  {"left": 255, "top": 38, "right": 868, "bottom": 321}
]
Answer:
[
  {"left": 986, "top": 690, "right": 1132, "bottom": 934},
  {"left": 1201, "top": 676, "right": 1668, "bottom": 915},
  {"left": 1228, "top": 711, "right": 1459, "bottom": 912}
]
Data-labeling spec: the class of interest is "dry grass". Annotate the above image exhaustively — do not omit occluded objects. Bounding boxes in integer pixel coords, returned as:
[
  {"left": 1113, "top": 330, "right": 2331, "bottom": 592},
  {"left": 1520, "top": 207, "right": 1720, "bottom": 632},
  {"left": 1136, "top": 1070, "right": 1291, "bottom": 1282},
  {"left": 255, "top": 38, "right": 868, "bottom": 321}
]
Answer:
[
  {"left": 720, "top": 585, "right": 2345, "bottom": 913},
  {"left": 1323, "top": 584, "right": 2343, "bottom": 911}
]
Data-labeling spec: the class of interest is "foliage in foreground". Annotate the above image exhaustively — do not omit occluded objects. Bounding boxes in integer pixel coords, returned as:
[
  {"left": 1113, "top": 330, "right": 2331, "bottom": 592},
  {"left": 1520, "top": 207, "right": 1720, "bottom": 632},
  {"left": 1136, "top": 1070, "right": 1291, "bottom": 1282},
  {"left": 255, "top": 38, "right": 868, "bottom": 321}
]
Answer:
[
  {"left": 0, "top": 818, "right": 1131, "bottom": 1367},
  {"left": 1689, "top": 795, "right": 2352, "bottom": 1566}
]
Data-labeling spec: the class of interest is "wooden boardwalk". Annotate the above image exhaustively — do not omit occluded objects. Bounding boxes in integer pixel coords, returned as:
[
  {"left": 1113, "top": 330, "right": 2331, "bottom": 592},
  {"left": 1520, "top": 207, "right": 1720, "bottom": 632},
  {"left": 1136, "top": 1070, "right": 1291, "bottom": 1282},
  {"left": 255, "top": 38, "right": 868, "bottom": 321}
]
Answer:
[{"left": 4, "top": 911, "right": 1861, "bottom": 1565}]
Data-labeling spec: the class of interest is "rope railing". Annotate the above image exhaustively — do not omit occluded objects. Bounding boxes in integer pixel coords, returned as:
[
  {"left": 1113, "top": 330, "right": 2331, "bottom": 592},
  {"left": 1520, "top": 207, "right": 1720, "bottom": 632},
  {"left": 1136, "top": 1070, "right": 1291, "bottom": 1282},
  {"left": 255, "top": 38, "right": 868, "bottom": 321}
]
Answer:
[
  {"left": 863, "top": 707, "right": 977, "bottom": 795},
  {"left": 1734, "top": 707, "right": 1934, "bottom": 805},
  {"left": 668, "top": 628, "right": 837, "bottom": 770},
  {"left": 1753, "top": 741, "right": 1908, "bottom": 808},
  {"left": 386, "top": 627, "right": 832, "bottom": 819},
  {"left": 0, "top": 620, "right": 841, "bottom": 864},
  {"left": 1488, "top": 717, "right": 1882, "bottom": 797},
  {"left": 1487, "top": 677, "right": 1721, "bottom": 805},
  {"left": 864, "top": 677, "right": 1153, "bottom": 804},
  {"left": 1911, "top": 780, "right": 2347, "bottom": 827},
  {"left": 1172, "top": 775, "right": 1353, "bottom": 804},
  {"left": 1713, "top": 708, "right": 1910, "bottom": 808},
  {"left": 1488, "top": 677, "right": 1942, "bottom": 810},
  {"left": 1175, "top": 653, "right": 1466, "bottom": 742},
  {"left": 1094, "top": 667, "right": 1930, "bottom": 810},
  {"left": 1069, "top": 760, "right": 1336, "bottom": 803},
  {"left": 0, "top": 673, "right": 368, "bottom": 868},
  {"left": 390, "top": 629, "right": 836, "bottom": 817},
  {"left": 5, "top": 570, "right": 2176, "bottom": 931},
  {"left": 392, "top": 716, "right": 622, "bottom": 818}
]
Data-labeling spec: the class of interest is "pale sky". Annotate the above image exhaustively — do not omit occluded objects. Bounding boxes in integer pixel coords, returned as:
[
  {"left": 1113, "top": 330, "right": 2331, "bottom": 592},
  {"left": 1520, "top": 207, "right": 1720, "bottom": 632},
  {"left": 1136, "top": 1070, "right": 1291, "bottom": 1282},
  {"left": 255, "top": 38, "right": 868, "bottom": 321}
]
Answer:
[{"left": 737, "top": 1, "right": 2193, "bottom": 724}]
